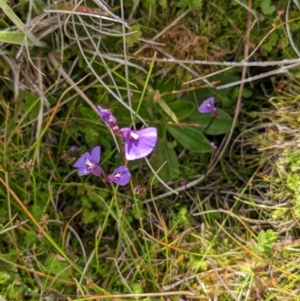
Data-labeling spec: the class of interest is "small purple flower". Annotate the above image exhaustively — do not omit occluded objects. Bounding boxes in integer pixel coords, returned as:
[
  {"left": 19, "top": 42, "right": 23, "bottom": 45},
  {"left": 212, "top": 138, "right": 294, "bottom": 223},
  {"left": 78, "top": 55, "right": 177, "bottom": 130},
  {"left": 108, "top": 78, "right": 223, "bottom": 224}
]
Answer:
[
  {"left": 118, "top": 127, "right": 157, "bottom": 161},
  {"left": 73, "top": 146, "right": 103, "bottom": 176},
  {"left": 70, "top": 146, "right": 80, "bottom": 152},
  {"left": 180, "top": 180, "right": 187, "bottom": 186},
  {"left": 210, "top": 142, "right": 217, "bottom": 150},
  {"left": 198, "top": 97, "right": 217, "bottom": 114},
  {"left": 107, "top": 165, "right": 131, "bottom": 186},
  {"left": 97, "top": 105, "right": 118, "bottom": 130}
]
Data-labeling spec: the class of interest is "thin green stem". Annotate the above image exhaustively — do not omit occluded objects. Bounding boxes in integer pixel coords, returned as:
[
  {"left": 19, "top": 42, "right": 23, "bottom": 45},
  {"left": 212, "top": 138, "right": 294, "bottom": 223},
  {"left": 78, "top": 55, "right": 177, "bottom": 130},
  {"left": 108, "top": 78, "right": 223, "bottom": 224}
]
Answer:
[{"left": 130, "top": 52, "right": 157, "bottom": 127}]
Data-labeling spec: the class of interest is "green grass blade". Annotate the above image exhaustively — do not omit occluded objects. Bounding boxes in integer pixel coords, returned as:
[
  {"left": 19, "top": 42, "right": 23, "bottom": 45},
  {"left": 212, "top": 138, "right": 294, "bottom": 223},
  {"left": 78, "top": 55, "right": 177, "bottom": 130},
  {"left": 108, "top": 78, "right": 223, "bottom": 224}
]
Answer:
[
  {"left": 0, "top": 31, "right": 34, "bottom": 45},
  {"left": 130, "top": 52, "right": 157, "bottom": 126},
  {"left": 0, "top": 0, "right": 46, "bottom": 47}
]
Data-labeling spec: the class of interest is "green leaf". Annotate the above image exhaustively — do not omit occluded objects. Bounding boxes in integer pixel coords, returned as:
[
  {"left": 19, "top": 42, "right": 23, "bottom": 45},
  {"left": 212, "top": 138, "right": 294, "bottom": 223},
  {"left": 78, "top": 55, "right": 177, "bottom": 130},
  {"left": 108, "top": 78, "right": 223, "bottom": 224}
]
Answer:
[
  {"left": 257, "top": 229, "right": 278, "bottom": 253},
  {"left": 33, "top": 0, "right": 47, "bottom": 12},
  {"left": 157, "top": 98, "right": 179, "bottom": 124},
  {"left": 84, "top": 128, "right": 100, "bottom": 147},
  {"left": 175, "top": 0, "right": 202, "bottom": 11},
  {"left": 156, "top": 123, "right": 166, "bottom": 139},
  {"left": 80, "top": 106, "right": 100, "bottom": 124},
  {"left": 150, "top": 138, "right": 179, "bottom": 184},
  {"left": 31, "top": 204, "right": 43, "bottom": 218},
  {"left": 168, "top": 101, "right": 195, "bottom": 120},
  {"left": 287, "top": 173, "right": 300, "bottom": 191},
  {"left": 242, "top": 88, "right": 254, "bottom": 99},
  {"left": 24, "top": 230, "right": 38, "bottom": 245},
  {"left": 113, "top": 103, "right": 149, "bottom": 126},
  {"left": 166, "top": 125, "right": 212, "bottom": 152},
  {"left": 44, "top": 257, "right": 69, "bottom": 274},
  {"left": 154, "top": 77, "right": 180, "bottom": 102},
  {"left": 23, "top": 91, "right": 39, "bottom": 120},
  {"left": 262, "top": 32, "right": 278, "bottom": 54},
  {"left": 159, "top": 0, "right": 167, "bottom": 9},
  {"left": 83, "top": 210, "right": 99, "bottom": 224},
  {"left": 126, "top": 24, "right": 142, "bottom": 46},
  {"left": 260, "top": 0, "right": 276, "bottom": 16},
  {"left": 188, "top": 108, "right": 233, "bottom": 135}
]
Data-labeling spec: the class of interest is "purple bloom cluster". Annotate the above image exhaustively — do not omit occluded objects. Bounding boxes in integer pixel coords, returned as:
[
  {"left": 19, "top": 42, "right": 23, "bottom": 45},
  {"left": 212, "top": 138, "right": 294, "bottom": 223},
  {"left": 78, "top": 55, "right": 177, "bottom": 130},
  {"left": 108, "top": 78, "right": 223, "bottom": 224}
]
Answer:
[
  {"left": 73, "top": 99, "right": 219, "bottom": 185},
  {"left": 73, "top": 106, "right": 158, "bottom": 186},
  {"left": 73, "top": 146, "right": 131, "bottom": 186},
  {"left": 97, "top": 106, "right": 158, "bottom": 161}
]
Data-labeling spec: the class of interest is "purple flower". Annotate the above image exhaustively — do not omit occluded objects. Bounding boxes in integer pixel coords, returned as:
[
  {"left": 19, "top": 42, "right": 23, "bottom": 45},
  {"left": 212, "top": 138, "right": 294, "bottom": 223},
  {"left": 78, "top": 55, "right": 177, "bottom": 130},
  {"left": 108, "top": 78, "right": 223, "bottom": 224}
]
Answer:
[
  {"left": 70, "top": 146, "right": 80, "bottom": 152},
  {"left": 198, "top": 97, "right": 217, "bottom": 114},
  {"left": 210, "top": 142, "right": 217, "bottom": 150},
  {"left": 97, "top": 105, "right": 118, "bottom": 130},
  {"left": 107, "top": 165, "right": 131, "bottom": 186},
  {"left": 73, "top": 146, "right": 103, "bottom": 176},
  {"left": 118, "top": 127, "right": 157, "bottom": 161}
]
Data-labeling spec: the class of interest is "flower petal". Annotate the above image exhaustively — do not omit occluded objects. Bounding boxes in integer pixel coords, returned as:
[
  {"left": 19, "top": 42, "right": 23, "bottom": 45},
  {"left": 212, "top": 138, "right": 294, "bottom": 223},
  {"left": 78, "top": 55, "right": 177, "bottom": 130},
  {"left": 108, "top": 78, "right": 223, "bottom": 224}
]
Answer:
[
  {"left": 90, "top": 146, "right": 101, "bottom": 164},
  {"left": 118, "top": 127, "right": 131, "bottom": 139},
  {"left": 107, "top": 165, "right": 131, "bottom": 186},
  {"left": 125, "top": 127, "right": 157, "bottom": 161},
  {"left": 97, "top": 106, "right": 117, "bottom": 129},
  {"left": 73, "top": 151, "right": 92, "bottom": 169},
  {"left": 77, "top": 168, "right": 90, "bottom": 176},
  {"left": 198, "top": 97, "right": 216, "bottom": 114},
  {"left": 91, "top": 165, "right": 103, "bottom": 177},
  {"left": 73, "top": 146, "right": 102, "bottom": 177}
]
